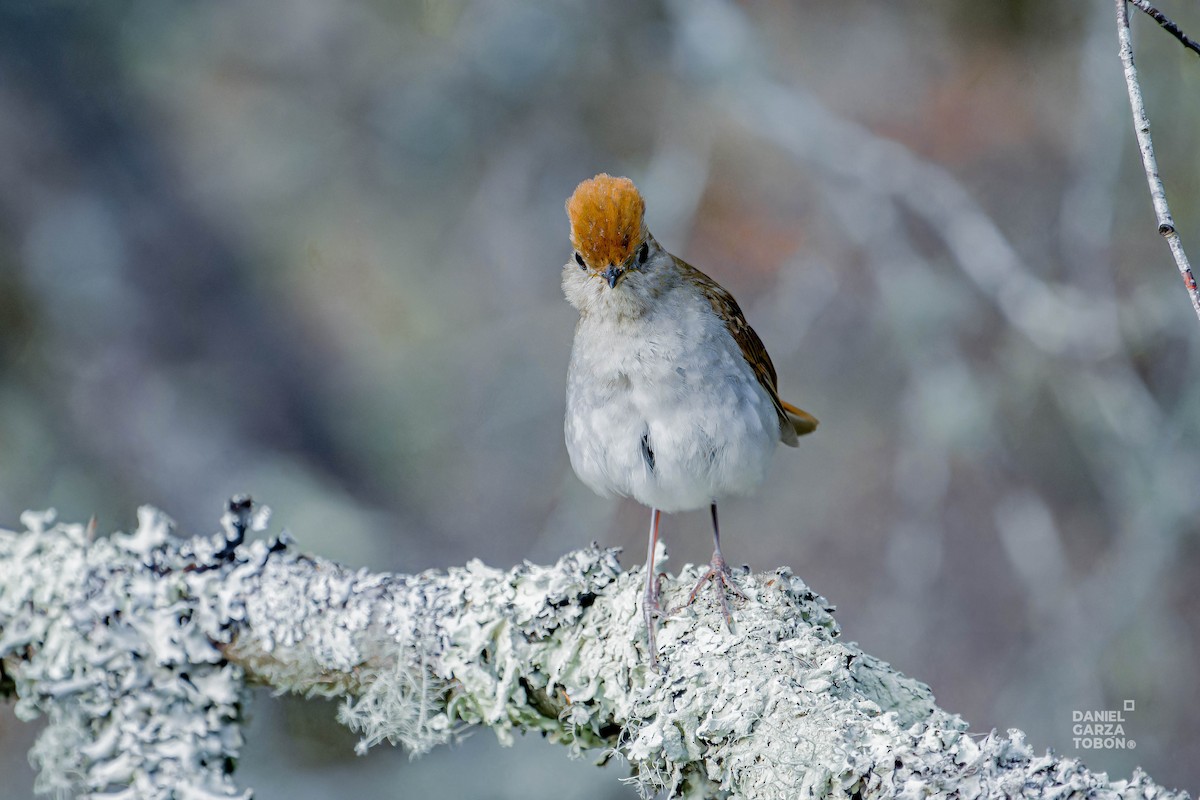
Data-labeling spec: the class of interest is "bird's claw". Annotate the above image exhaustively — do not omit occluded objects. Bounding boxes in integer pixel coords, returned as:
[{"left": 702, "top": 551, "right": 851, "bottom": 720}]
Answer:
[
  {"left": 679, "top": 552, "right": 747, "bottom": 627},
  {"left": 644, "top": 570, "right": 666, "bottom": 670}
]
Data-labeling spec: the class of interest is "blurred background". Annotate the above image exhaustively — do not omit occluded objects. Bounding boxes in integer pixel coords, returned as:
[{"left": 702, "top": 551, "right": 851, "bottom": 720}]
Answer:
[{"left": 1, "top": 0, "right": 1198, "bottom": 796}]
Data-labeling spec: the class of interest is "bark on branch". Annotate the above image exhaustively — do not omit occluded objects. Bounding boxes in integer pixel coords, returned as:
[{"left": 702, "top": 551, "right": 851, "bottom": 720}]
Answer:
[
  {"left": 0, "top": 504, "right": 1186, "bottom": 799},
  {"left": 1114, "top": 0, "right": 1200, "bottom": 323},
  {"left": 1127, "top": 0, "right": 1200, "bottom": 58}
]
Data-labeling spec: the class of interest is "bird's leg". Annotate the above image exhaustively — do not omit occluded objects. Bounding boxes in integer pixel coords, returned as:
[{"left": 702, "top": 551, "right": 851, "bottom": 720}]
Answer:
[
  {"left": 643, "top": 507, "right": 663, "bottom": 669},
  {"left": 685, "top": 503, "right": 747, "bottom": 626}
]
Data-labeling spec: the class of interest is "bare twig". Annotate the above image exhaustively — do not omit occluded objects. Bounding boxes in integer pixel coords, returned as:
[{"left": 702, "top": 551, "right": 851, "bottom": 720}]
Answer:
[
  {"left": 1128, "top": 0, "right": 1200, "bottom": 57},
  {"left": 1115, "top": 0, "right": 1200, "bottom": 323}
]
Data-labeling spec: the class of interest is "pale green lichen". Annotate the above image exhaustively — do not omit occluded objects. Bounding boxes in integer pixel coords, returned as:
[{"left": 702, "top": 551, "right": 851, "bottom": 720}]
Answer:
[
  {"left": 0, "top": 506, "right": 1189, "bottom": 800},
  {"left": 317, "top": 551, "right": 1187, "bottom": 800},
  {"left": 0, "top": 507, "right": 256, "bottom": 799}
]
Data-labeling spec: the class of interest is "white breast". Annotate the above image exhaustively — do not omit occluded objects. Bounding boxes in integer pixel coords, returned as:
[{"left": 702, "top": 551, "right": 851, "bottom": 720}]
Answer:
[{"left": 564, "top": 287, "right": 779, "bottom": 513}]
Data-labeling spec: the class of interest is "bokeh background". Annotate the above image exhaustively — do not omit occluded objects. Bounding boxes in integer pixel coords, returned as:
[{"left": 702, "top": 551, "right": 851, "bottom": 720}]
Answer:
[{"left": 1, "top": 0, "right": 1198, "bottom": 796}]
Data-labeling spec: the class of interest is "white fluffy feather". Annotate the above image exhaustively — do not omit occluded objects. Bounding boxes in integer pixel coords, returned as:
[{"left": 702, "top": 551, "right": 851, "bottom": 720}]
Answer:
[{"left": 562, "top": 245, "right": 779, "bottom": 513}]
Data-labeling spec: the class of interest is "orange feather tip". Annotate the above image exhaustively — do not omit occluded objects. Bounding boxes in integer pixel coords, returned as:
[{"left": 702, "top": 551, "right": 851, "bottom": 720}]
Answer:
[
  {"left": 566, "top": 173, "right": 646, "bottom": 268},
  {"left": 780, "top": 400, "right": 819, "bottom": 435}
]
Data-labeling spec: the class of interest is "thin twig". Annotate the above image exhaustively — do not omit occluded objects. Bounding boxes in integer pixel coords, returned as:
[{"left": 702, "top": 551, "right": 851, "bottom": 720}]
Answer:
[
  {"left": 1128, "top": 0, "right": 1200, "bottom": 57},
  {"left": 1114, "top": 0, "right": 1200, "bottom": 323}
]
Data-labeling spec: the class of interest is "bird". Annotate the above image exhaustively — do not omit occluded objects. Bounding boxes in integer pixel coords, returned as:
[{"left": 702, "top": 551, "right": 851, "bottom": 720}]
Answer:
[{"left": 561, "top": 173, "right": 818, "bottom": 667}]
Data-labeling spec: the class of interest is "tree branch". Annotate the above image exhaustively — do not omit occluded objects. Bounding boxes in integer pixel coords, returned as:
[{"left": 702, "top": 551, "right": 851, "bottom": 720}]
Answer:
[
  {"left": 1127, "top": 0, "right": 1200, "bottom": 57},
  {"left": 1115, "top": 0, "right": 1200, "bottom": 323},
  {"left": 0, "top": 505, "right": 1187, "bottom": 799}
]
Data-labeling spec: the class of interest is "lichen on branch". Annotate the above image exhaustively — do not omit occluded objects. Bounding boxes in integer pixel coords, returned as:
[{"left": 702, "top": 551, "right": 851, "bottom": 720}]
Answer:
[{"left": 0, "top": 505, "right": 1187, "bottom": 800}]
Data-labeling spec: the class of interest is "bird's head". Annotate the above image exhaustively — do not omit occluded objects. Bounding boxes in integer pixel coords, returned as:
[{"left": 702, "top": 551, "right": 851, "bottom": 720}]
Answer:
[{"left": 563, "top": 173, "right": 668, "bottom": 315}]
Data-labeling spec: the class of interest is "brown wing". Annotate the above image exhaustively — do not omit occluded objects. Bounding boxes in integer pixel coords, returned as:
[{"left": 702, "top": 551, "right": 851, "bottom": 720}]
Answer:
[{"left": 674, "top": 256, "right": 818, "bottom": 446}]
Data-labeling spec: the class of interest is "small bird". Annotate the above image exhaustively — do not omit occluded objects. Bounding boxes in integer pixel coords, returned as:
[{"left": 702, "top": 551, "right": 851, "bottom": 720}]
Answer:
[{"left": 562, "top": 174, "right": 817, "bottom": 667}]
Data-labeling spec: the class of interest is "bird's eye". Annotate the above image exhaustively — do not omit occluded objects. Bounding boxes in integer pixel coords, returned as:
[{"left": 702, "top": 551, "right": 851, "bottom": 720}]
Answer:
[
  {"left": 637, "top": 242, "right": 649, "bottom": 265},
  {"left": 574, "top": 252, "right": 586, "bottom": 269}
]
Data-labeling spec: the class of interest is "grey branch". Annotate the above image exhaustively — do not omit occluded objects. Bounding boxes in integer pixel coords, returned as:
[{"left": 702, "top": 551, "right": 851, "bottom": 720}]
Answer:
[
  {"left": 0, "top": 506, "right": 1187, "bottom": 799},
  {"left": 1127, "top": 0, "right": 1200, "bottom": 57},
  {"left": 1114, "top": 0, "right": 1200, "bottom": 323}
]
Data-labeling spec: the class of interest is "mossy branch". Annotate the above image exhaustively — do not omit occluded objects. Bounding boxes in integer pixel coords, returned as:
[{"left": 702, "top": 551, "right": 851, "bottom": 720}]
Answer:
[{"left": 0, "top": 504, "right": 1186, "bottom": 799}]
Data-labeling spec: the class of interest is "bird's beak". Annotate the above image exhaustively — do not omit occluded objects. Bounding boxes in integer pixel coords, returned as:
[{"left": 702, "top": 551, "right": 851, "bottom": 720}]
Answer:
[{"left": 602, "top": 265, "right": 624, "bottom": 288}]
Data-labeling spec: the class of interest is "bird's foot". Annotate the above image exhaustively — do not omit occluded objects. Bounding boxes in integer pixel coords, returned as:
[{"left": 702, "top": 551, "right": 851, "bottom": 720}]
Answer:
[
  {"left": 679, "top": 551, "right": 747, "bottom": 627},
  {"left": 644, "top": 570, "right": 665, "bottom": 671}
]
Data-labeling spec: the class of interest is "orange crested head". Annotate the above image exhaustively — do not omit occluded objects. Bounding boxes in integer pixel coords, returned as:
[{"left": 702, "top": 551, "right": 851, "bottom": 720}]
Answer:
[{"left": 566, "top": 174, "right": 646, "bottom": 268}]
